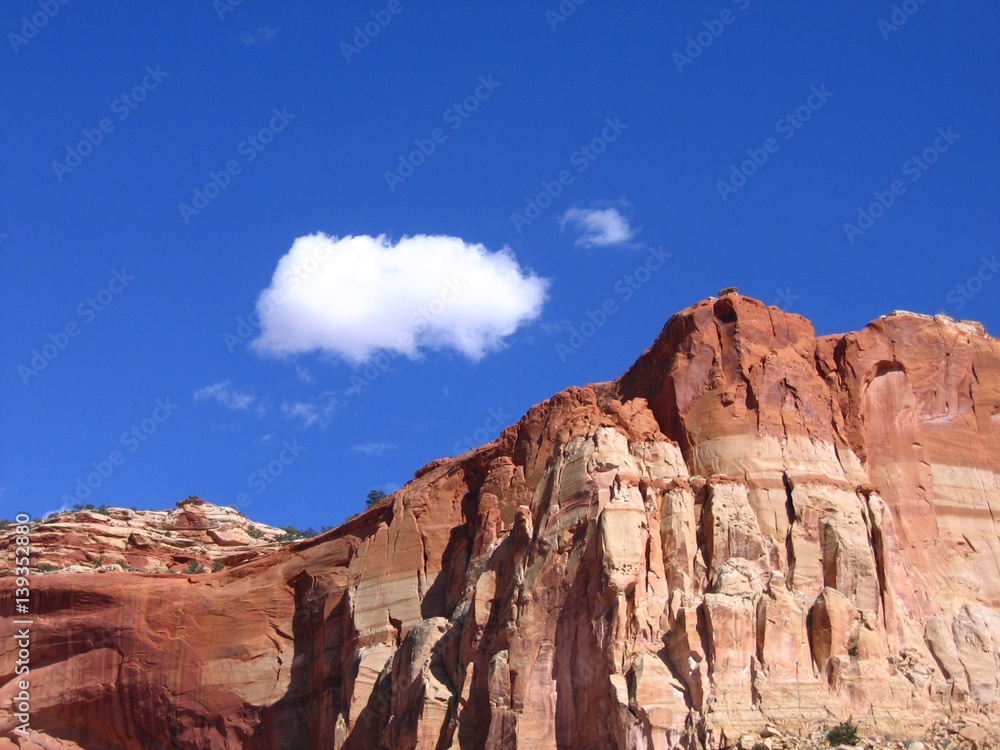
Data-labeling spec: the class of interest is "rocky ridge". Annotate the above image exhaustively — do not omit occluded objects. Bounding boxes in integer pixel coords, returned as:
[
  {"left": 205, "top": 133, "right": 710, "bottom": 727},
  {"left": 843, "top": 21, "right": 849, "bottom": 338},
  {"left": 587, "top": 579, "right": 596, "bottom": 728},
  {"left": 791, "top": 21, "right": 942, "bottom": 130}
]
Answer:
[
  {"left": 1, "top": 293, "right": 999, "bottom": 750},
  {"left": 0, "top": 498, "right": 284, "bottom": 575}
]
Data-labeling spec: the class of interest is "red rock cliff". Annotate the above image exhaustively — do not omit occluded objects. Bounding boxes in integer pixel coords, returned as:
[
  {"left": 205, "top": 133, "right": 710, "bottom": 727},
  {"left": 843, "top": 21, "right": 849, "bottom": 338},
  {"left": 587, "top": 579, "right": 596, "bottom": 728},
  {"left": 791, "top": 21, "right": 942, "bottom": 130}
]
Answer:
[{"left": 2, "top": 294, "right": 999, "bottom": 749}]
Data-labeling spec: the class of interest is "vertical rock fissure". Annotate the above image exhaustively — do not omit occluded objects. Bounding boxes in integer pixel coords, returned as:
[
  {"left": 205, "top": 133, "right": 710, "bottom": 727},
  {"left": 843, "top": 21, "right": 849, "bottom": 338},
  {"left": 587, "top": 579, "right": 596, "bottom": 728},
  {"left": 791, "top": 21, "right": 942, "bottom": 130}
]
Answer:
[
  {"left": 863, "top": 494, "right": 890, "bottom": 631},
  {"left": 781, "top": 472, "right": 796, "bottom": 582}
]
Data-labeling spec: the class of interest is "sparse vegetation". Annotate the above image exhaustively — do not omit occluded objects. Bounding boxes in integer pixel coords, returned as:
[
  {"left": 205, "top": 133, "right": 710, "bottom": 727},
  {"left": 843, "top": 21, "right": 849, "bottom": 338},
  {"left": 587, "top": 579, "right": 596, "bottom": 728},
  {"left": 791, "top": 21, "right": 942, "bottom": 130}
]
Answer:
[
  {"left": 366, "top": 489, "right": 387, "bottom": 507},
  {"left": 212, "top": 560, "right": 225, "bottom": 573},
  {"left": 95, "top": 505, "right": 111, "bottom": 516},
  {"left": 92, "top": 556, "right": 104, "bottom": 568},
  {"left": 275, "top": 525, "right": 318, "bottom": 544},
  {"left": 827, "top": 722, "right": 859, "bottom": 747},
  {"left": 164, "top": 531, "right": 173, "bottom": 538},
  {"left": 37, "top": 563, "right": 58, "bottom": 572},
  {"left": 247, "top": 525, "right": 264, "bottom": 539},
  {"left": 0, "top": 519, "right": 11, "bottom": 530},
  {"left": 72, "top": 503, "right": 96, "bottom": 511},
  {"left": 185, "top": 560, "right": 206, "bottom": 574}
]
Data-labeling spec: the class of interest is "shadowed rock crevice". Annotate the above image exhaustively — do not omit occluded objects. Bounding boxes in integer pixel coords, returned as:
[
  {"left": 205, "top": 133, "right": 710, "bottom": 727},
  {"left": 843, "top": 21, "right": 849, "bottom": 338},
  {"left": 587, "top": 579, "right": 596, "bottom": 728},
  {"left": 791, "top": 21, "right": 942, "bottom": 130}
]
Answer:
[{"left": 782, "top": 472, "right": 797, "bottom": 581}]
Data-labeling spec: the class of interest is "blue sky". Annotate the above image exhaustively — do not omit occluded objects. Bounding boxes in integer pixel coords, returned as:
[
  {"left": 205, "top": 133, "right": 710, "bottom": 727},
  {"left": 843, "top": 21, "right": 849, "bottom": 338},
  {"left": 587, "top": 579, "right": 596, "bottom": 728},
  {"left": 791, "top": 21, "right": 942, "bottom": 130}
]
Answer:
[{"left": 2, "top": 1, "right": 998, "bottom": 529}]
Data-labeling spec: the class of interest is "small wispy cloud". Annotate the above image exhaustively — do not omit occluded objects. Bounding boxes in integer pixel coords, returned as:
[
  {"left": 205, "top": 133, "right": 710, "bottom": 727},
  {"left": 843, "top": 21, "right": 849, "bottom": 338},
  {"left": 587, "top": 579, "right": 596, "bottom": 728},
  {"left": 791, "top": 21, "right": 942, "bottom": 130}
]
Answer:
[
  {"left": 560, "top": 206, "right": 636, "bottom": 248},
  {"left": 194, "top": 380, "right": 255, "bottom": 411},
  {"left": 241, "top": 26, "right": 278, "bottom": 46},
  {"left": 353, "top": 442, "right": 396, "bottom": 456},
  {"left": 281, "top": 392, "right": 337, "bottom": 428},
  {"left": 539, "top": 319, "right": 574, "bottom": 337},
  {"left": 295, "top": 365, "right": 315, "bottom": 384}
]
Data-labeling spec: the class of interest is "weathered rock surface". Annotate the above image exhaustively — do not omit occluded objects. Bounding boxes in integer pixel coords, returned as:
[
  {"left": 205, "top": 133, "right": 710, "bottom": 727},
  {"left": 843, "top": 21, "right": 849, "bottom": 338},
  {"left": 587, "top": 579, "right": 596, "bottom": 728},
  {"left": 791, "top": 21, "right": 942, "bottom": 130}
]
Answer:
[
  {"left": 2, "top": 295, "right": 999, "bottom": 749},
  {"left": 0, "top": 498, "right": 283, "bottom": 575}
]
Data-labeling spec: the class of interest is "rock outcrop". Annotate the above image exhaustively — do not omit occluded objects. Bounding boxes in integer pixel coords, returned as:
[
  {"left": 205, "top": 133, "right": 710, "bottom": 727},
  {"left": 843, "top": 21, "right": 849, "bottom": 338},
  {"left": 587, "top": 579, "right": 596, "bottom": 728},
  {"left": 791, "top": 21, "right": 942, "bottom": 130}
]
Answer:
[
  {"left": 2, "top": 295, "right": 999, "bottom": 749},
  {"left": 0, "top": 498, "right": 284, "bottom": 575}
]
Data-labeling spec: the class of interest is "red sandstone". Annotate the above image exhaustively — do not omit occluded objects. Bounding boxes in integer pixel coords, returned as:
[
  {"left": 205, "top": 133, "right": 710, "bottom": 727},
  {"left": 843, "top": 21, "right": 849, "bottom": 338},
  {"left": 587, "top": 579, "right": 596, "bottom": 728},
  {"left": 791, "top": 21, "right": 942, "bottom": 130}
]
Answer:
[{"left": 2, "top": 294, "right": 999, "bottom": 749}]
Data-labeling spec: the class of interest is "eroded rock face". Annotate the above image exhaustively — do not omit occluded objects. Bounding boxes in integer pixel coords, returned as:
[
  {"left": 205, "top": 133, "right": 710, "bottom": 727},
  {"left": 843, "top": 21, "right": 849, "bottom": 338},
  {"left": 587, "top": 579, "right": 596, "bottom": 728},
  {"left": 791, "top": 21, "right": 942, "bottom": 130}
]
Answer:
[
  {"left": 2, "top": 295, "right": 999, "bottom": 749},
  {"left": 0, "top": 498, "right": 283, "bottom": 575}
]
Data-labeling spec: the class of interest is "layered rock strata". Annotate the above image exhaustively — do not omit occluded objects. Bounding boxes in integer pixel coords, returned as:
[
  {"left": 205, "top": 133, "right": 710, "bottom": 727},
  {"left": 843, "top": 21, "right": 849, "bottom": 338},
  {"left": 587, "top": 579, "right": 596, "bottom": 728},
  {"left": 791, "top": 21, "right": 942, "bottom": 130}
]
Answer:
[
  {"left": 0, "top": 498, "right": 283, "bottom": 575},
  {"left": 2, "top": 295, "right": 998, "bottom": 749}
]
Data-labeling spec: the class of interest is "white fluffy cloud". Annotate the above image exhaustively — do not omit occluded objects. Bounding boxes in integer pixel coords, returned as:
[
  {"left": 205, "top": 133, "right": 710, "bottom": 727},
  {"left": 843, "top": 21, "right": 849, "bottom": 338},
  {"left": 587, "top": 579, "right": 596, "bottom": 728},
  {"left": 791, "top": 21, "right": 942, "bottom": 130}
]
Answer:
[
  {"left": 194, "top": 380, "right": 255, "bottom": 410},
  {"left": 251, "top": 233, "right": 549, "bottom": 363},
  {"left": 560, "top": 207, "right": 635, "bottom": 247}
]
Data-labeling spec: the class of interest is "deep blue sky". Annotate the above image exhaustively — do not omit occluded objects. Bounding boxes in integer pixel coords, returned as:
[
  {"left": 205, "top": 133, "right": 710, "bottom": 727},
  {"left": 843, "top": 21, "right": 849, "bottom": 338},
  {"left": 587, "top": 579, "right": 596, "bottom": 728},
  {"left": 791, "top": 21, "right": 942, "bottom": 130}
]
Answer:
[{"left": 3, "top": 2, "right": 998, "bottom": 528}]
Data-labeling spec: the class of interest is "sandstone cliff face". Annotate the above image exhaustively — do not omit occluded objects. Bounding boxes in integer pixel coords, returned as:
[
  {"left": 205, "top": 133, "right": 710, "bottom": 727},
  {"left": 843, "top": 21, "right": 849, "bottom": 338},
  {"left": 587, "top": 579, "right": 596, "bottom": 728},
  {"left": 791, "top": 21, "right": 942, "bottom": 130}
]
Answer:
[{"left": 2, "top": 295, "right": 999, "bottom": 750}]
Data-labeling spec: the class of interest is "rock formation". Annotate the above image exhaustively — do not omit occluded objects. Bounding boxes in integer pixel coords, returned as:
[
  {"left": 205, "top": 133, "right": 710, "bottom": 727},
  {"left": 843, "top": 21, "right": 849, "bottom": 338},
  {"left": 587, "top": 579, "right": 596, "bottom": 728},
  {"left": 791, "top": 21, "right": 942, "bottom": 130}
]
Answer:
[
  {"left": 0, "top": 498, "right": 284, "bottom": 575},
  {"left": 2, "top": 295, "right": 999, "bottom": 749}
]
